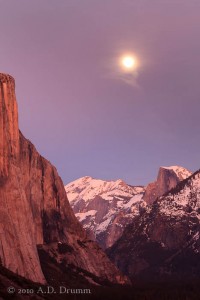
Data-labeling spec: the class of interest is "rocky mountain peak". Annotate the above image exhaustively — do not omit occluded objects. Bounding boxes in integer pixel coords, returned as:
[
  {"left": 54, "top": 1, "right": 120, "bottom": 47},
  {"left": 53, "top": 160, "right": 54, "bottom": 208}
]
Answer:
[
  {"left": 107, "top": 169, "right": 200, "bottom": 282},
  {"left": 66, "top": 176, "right": 144, "bottom": 204},
  {"left": 65, "top": 176, "right": 145, "bottom": 249},
  {"left": 66, "top": 166, "right": 192, "bottom": 250},
  {"left": 160, "top": 165, "right": 192, "bottom": 181},
  {"left": 143, "top": 165, "right": 192, "bottom": 205}
]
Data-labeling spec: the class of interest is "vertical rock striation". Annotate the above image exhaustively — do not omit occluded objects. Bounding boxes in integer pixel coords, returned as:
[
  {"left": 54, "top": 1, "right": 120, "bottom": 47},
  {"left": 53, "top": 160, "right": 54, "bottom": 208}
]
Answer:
[
  {"left": 0, "top": 73, "right": 129, "bottom": 285},
  {"left": 0, "top": 74, "right": 19, "bottom": 177},
  {"left": 0, "top": 73, "right": 45, "bottom": 283}
]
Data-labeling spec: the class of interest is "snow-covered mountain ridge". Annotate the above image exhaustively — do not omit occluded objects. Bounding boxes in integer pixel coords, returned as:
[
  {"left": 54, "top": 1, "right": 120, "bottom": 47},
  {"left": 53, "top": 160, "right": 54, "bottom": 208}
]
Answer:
[
  {"left": 66, "top": 176, "right": 144, "bottom": 203},
  {"left": 159, "top": 169, "right": 200, "bottom": 219},
  {"left": 65, "top": 166, "right": 192, "bottom": 250},
  {"left": 65, "top": 176, "right": 145, "bottom": 249},
  {"left": 107, "top": 169, "right": 200, "bottom": 281}
]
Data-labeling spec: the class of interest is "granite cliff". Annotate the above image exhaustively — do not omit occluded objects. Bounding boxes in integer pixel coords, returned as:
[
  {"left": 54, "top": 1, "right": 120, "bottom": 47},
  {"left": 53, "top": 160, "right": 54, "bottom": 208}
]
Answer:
[
  {"left": 143, "top": 166, "right": 192, "bottom": 204},
  {"left": 0, "top": 73, "right": 129, "bottom": 286}
]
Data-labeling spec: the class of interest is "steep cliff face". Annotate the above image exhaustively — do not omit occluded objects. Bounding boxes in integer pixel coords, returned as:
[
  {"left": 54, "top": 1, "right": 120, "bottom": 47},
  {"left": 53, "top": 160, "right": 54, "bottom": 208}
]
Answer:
[
  {"left": 108, "top": 170, "right": 200, "bottom": 282},
  {"left": 65, "top": 176, "right": 145, "bottom": 249},
  {"left": 143, "top": 166, "right": 192, "bottom": 205},
  {"left": 0, "top": 74, "right": 19, "bottom": 177},
  {"left": 0, "top": 74, "right": 45, "bottom": 283},
  {"left": 0, "top": 73, "right": 129, "bottom": 285}
]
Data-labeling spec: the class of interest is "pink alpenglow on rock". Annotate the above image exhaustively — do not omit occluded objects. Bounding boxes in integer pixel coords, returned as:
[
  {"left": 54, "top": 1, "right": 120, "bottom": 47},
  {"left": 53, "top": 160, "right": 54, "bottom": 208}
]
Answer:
[
  {"left": 0, "top": 73, "right": 129, "bottom": 285},
  {"left": 143, "top": 166, "right": 192, "bottom": 205}
]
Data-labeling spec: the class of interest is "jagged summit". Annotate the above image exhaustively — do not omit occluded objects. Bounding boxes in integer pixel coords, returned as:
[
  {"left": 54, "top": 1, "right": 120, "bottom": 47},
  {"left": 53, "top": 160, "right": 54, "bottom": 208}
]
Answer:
[{"left": 65, "top": 176, "right": 143, "bottom": 203}]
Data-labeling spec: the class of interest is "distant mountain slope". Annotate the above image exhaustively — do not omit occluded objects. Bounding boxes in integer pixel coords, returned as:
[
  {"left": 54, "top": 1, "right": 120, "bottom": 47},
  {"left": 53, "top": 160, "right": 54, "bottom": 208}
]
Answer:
[
  {"left": 65, "top": 166, "right": 192, "bottom": 250},
  {"left": 107, "top": 170, "right": 200, "bottom": 282},
  {"left": 65, "top": 176, "right": 145, "bottom": 249}
]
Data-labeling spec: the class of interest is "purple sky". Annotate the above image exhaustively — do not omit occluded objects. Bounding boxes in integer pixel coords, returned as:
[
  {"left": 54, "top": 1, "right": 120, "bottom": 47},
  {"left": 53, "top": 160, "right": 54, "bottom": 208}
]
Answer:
[{"left": 0, "top": 0, "right": 200, "bottom": 185}]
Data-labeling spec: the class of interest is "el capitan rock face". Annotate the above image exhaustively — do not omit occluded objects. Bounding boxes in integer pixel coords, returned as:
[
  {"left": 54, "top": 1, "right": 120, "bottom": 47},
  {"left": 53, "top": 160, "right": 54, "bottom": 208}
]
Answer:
[
  {"left": 65, "top": 176, "right": 145, "bottom": 249},
  {"left": 0, "top": 73, "right": 45, "bottom": 283},
  {"left": 0, "top": 73, "right": 129, "bottom": 286},
  {"left": 143, "top": 166, "right": 192, "bottom": 205}
]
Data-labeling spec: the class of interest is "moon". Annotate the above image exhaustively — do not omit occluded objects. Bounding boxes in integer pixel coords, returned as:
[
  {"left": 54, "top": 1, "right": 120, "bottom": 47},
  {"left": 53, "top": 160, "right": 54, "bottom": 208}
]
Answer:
[{"left": 120, "top": 55, "right": 138, "bottom": 71}]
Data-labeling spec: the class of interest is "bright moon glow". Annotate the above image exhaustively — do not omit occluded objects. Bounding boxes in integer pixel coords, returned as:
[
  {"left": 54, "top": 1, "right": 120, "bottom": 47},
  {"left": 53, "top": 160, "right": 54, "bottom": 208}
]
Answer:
[{"left": 120, "top": 55, "right": 138, "bottom": 71}]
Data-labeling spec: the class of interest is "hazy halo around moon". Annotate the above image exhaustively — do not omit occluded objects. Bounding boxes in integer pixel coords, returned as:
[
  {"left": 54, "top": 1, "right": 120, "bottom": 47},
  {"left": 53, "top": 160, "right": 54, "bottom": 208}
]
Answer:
[
  {"left": 120, "top": 54, "right": 139, "bottom": 72},
  {"left": 104, "top": 51, "right": 140, "bottom": 88}
]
